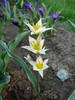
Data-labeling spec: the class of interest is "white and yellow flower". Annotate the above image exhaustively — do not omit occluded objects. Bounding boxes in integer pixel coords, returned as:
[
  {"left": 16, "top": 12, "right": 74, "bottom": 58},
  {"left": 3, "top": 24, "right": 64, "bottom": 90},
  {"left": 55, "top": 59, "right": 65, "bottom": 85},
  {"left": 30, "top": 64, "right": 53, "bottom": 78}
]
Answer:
[
  {"left": 22, "top": 36, "right": 47, "bottom": 54},
  {"left": 25, "top": 18, "right": 53, "bottom": 35},
  {"left": 25, "top": 55, "right": 49, "bottom": 78}
]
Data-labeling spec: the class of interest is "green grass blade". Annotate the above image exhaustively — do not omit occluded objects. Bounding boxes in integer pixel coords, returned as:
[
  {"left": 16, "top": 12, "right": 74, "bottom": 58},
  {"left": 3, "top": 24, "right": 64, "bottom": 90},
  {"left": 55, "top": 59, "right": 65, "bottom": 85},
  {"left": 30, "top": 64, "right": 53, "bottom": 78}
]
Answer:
[{"left": 68, "top": 19, "right": 75, "bottom": 28}]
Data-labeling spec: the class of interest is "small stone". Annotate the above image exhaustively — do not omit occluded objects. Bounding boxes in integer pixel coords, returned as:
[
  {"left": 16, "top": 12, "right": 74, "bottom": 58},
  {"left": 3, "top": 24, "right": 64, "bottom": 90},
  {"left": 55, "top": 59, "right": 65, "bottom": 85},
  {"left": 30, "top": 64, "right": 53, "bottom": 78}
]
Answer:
[
  {"left": 56, "top": 69, "right": 69, "bottom": 81},
  {"left": 54, "top": 94, "right": 58, "bottom": 99}
]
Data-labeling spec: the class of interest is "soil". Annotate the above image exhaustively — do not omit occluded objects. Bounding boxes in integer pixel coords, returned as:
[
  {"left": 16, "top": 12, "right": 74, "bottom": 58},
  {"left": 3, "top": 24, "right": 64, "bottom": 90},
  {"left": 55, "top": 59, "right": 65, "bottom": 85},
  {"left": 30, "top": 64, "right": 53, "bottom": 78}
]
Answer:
[{"left": 1, "top": 24, "right": 75, "bottom": 100}]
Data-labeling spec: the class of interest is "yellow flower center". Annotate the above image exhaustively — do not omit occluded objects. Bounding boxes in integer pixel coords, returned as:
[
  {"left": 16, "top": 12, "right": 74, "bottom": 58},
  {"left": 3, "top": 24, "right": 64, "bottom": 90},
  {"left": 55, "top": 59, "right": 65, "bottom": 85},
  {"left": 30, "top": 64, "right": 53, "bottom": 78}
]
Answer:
[
  {"left": 33, "top": 23, "right": 42, "bottom": 34},
  {"left": 32, "top": 40, "right": 41, "bottom": 51},
  {"left": 36, "top": 62, "right": 43, "bottom": 70}
]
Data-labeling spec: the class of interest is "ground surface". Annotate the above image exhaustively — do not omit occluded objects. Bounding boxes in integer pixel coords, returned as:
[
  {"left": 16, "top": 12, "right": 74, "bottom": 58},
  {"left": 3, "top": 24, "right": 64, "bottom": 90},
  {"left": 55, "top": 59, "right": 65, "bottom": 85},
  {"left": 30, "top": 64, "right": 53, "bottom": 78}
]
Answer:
[{"left": 2, "top": 24, "right": 75, "bottom": 100}]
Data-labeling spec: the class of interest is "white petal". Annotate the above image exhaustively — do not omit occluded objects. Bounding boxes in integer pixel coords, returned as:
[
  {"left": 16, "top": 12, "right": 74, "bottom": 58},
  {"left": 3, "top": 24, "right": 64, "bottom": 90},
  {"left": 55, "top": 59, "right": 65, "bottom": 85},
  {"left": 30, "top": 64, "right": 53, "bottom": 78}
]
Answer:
[
  {"left": 24, "top": 54, "right": 31, "bottom": 60},
  {"left": 29, "top": 36, "right": 36, "bottom": 45},
  {"left": 40, "top": 39, "right": 44, "bottom": 49},
  {"left": 39, "top": 47, "right": 48, "bottom": 54},
  {"left": 44, "top": 59, "right": 48, "bottom": 65},
  {"left": 24, "top": 55, "right": 35, "bottom": 67},
  {"left": 26, "top": 22, "right": 33, "bottom": 31},
  {"left": 37, "top": 18, "right": 42, "bottom": 26},
  {"left": 39, "top": 50, "right": 45, "bottom": 54},
  {"left": 42, "top": 59, "right": 49, "bottom": 70},
  {"left": 43, "top": 47, "right": 48, "bottom": 52},
  {"left": 43, "top": 65, "right": 49, "bottom": 70},
  {"left": 36, "top": 56, "right": 43, "bottom": 63},
  {"left": 41, "top": 27, "right": 53, "bottom": 33},
  {"left": 39, "top": 70, "right": 43, "bottom": 78},
  {"left": 22, "top": 46, "right": 36, "bottom": 53},
  {"left": 31, "top": 32, "right": 35, "bottom": 35},
  {"left": 33, "top": 65, "right": 37, "bottom": 71},
  {"left": 22, "top": 46, "right": 31, "bottom": 51}
]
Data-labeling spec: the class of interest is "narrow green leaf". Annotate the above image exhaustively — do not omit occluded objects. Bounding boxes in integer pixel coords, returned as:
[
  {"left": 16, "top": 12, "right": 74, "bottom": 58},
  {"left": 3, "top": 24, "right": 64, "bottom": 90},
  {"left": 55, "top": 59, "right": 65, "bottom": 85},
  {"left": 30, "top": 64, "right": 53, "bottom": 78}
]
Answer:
[
  {"left": 0, "top": 40, "right": 40, "bottom": 94},
  {"left": 0, "top": 96, "right": 2, "bottom": 100},
  {"left": 0, "top": 76, "right": 10, "bottom": 91},
  {"left": 68, "top": 90, "right": 75, "bottom": 100},
  {"left": 0, "top": 71, "right": 10, "bottom": 92},
  {"left": 0, "top": 31, "right": 29, "bottom": 72},
  {"left": 13, "top": 5, "right": 18, "bottom": 20},
  {"left": 68, "top": 19, "right": 75, "bottom": 28},
  {"left": 5, "top": 1, "right": 11, "bottom": 20},
  {"left": 0, "top": 21, "right": 4, "bottom": 39},
  {"left": 18, "top": 21, "right": 25, "bottom": 33},
  {"left": 20, "top": 0, "right": 24, "bottom": 8}
]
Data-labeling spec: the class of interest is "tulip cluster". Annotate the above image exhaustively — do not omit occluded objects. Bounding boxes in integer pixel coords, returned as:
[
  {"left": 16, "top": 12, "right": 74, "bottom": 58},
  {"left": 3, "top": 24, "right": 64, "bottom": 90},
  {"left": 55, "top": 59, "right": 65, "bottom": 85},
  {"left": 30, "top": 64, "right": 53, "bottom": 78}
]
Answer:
[
  {"left": 22, "top": 18, "right": 53, "bottom": 78},
  {"left": 24, "top": 0, "right": 61, "bottom": 21}
]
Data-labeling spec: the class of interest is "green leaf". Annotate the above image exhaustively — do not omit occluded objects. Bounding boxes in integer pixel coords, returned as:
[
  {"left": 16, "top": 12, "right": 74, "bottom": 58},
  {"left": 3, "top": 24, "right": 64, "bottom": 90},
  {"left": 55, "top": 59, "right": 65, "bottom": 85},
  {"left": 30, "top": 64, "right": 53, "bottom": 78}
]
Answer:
[
  {"left": 0, "top": 44, "right": 7, "bottom": 72},
  {"left": 13, "top": 5, "right": 18, "bottom": 20},
  {"left": 0, "top": 40, "right": 40, "bottom": 94},
  {"left": 20, "top": 0, "right": 24, "bottom": 8},
  {"left": 18, "top": 21, "right": 25, "bottom": 33},
  {"left": 0, "top": 21, "right": 4, "bottom": 39},
  {"left": 68, "top": 90, "right": 75, "bottom": 100},
  {"left": 68, "top": 19, "right": 75, "bottom": 28},
  {"left": 0, "top": 96, "right": 2, "bottom": 100},
  {"left": 8, "top": 31, "right": 29, "bottom": 50},
  {"left": 5, "top": 1, "right": 11, "bottom": 20},
  {"left": 0, "top": 31, "right": 29, "bottom": 72},
  {"left": 0, "top": 71, "right": 10, "bottom": 92}
]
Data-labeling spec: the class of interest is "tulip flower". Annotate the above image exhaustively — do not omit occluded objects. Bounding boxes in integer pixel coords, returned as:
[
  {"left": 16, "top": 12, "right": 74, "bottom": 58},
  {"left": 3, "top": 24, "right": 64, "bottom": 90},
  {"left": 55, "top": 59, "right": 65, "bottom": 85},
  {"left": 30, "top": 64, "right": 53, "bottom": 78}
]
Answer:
[
  {"left": 25, "top": 55, "right": 48, "bottom": 78},
  {"left": 11, "top": 19, "right": 20, "bottom": 27},
  {"left": 50, "top": 11, "right": 61, "bottom": 21},
  {"left": 37, "top": 6, "right": 45, "bottom": 17},
  {"left": 22, "top": 36, "right": 47, "bottom": 54},
  {"left": 24, "top": 2, "right": 32, "bottom": 10},
  {"left": 35, "top": 0, "right": 45, "bottom": 17},
  {"left": 1, "top": 0, "right": 6, "bottom": 6},
  {"left": 25, "top": 18, "right": 53, "bottom": 35},
  {"left": 36, "top": 0, "right": 39, "bottom": 8}
]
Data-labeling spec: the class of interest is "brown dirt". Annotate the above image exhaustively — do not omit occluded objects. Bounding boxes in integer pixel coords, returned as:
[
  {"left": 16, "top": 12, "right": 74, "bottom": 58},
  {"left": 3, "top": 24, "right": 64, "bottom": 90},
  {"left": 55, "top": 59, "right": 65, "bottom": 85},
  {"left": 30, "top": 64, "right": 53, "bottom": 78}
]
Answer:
[{"left": 2, "top": 24, "right": 75, "bottom": 100}]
